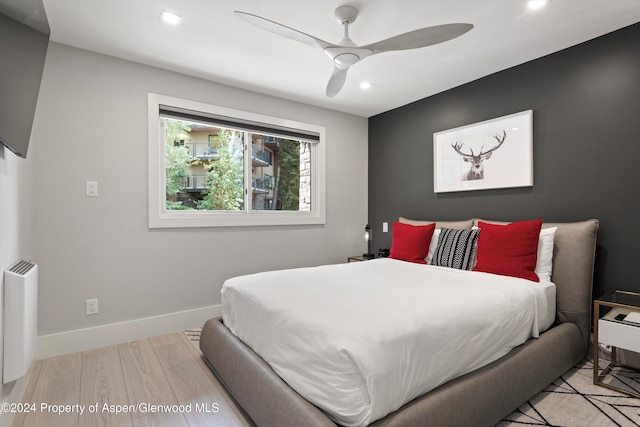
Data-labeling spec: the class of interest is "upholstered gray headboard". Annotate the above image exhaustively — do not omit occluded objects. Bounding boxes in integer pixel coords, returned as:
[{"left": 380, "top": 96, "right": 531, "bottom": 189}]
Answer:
[
  {"left": 540, "top": 220, "right": 599, "bottom": 346},
  {"left": 399, "top": 217, "right": 600, "bottom": 348}
]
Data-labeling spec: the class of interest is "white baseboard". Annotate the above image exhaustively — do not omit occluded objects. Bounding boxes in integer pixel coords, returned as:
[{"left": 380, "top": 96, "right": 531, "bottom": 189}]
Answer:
[{"left": 36, "top": 305, "right": 221, "bottom": 360}]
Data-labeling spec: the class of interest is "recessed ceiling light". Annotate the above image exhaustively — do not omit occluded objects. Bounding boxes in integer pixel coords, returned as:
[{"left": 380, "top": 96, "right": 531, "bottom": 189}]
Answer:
[
  {"left": 527, "top": 0, "right": 548, "bottom": 10},
  {"left": 360, "top": 81, "right": 371, "bottom": 90},
  {"left": 160, "top": 10, "right": 182, "bottom": 25}
]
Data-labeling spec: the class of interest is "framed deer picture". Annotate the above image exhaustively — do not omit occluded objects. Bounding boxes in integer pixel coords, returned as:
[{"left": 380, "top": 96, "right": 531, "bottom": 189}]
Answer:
[{"left": 433, "top": 110, "right": 533, "bottom": 193}]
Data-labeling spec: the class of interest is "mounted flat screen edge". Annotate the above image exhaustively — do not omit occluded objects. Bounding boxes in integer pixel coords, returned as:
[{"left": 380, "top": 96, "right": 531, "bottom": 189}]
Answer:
[
  {"left": 0, "top": 13, "right": 49, "bottom": 159},
  {"left": 433, "top": 110, "right": 533, "bottom": 193}
]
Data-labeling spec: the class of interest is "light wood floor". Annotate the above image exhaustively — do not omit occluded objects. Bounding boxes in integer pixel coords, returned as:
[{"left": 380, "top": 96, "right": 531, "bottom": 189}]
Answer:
[{"left": 12, "top": 332, "right": 254, "bottom": 427}]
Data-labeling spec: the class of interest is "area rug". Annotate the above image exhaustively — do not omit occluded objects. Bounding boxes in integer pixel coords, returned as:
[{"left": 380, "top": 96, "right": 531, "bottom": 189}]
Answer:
[
  {"left": 184, "top": 327, "right": 202, "bottom": 349},
  {"left": 184, "top": 328, "right": 640, "bottom": 426},
  {"left": 498, "top": 356, "right": 640, "bottom": 426}
]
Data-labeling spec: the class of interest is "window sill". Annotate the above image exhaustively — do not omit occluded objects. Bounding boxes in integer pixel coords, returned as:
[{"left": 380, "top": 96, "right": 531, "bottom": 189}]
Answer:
[{"left": 149, "top": 210, "right": 326, "bottom": 228}]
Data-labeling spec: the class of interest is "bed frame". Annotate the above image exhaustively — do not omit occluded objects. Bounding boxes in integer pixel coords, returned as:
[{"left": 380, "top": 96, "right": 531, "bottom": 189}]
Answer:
[{"left": 200, "top": 219, "right": 599, "bottom": 427}]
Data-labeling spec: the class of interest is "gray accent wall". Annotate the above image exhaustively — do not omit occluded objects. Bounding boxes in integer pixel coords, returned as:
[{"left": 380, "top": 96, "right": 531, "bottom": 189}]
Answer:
[{"left": 369, "top": 22, "right": 640, "bottom": 297}]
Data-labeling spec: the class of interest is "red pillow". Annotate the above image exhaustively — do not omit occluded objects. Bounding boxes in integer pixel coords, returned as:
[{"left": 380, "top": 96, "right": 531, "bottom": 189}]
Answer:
[
  {"left": 389, "top": 222, "right": 436, "bottom": 264},
  {"left": 473, "top": 220, "right": 543, "bottom": 282}
]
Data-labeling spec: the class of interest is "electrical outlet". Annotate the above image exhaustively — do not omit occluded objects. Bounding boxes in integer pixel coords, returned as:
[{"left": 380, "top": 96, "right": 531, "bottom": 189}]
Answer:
[
  {"left": 86, "top": 298, "right": 98, "bottom": 315},
  {"left": 86, "top": 181, "right": 98, "bottom": 197}
]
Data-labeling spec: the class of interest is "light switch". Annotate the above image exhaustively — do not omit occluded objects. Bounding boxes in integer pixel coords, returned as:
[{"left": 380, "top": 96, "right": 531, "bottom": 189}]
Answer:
[
  {"left": 86, "top": 181, "right": 98, "bottom": 197},
  {"left": 383, "top": 222, "right": 388, "bottom": 233}
]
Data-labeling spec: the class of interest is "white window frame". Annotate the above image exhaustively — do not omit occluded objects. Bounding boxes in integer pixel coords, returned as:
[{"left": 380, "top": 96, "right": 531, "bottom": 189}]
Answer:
[{"left": 148, "top": 93, "right": 326, "bottom": 228}]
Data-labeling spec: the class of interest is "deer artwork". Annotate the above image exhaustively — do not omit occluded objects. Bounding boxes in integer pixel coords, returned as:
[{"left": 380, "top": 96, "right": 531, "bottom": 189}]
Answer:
[{"left": 451, "top": 130, "right": 507, "bottom": 181}]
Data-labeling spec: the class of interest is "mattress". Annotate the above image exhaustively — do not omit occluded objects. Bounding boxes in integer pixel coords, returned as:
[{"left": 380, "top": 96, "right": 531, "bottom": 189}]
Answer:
[{"left": 221, "top": 258, "right": 556, "bottom": 426}]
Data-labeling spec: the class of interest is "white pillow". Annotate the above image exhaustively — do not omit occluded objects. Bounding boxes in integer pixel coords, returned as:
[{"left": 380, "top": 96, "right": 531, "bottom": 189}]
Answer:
[
  {"left": 535, "top": 227, "right": 557, "bottom": 282},
  {"left": 425, "top": 228, "right": 441, "bottom": 264}
]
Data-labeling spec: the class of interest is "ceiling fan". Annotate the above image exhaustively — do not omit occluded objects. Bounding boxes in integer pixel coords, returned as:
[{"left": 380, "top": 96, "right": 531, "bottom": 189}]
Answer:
[{"left": 235, "top": 5, "right": 473, "bottom": 97}]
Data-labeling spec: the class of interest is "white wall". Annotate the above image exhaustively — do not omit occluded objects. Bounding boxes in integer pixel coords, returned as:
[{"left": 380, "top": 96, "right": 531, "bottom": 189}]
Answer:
[
  {"left": 32, "top": 43, "right": 368, "bottom": 344},
  {"left": 0, "top": 146, "right": 35, "bottom": 414}
]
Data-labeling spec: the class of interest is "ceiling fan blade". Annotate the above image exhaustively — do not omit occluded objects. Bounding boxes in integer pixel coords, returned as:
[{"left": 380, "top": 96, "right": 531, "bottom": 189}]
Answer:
[
  {"left": 235, "top": 11, "right": 333, "bottom": 50},
  {"left": 362, "top": 23, "right": 473, "bottom": 53},
  {"left": 326, "top": 67, "right": 348, "bottom": 97}
]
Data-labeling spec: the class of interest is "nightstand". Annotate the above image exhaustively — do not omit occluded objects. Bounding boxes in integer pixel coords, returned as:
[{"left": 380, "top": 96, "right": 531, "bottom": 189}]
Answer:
[{"left": 593, "top": 290, "right": 640, "bottom": 398}]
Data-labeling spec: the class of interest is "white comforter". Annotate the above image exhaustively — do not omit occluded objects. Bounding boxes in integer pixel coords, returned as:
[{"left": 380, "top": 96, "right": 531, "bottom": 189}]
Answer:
[{"left": 222, "top": 258, "right": 555, "bottom": 426}]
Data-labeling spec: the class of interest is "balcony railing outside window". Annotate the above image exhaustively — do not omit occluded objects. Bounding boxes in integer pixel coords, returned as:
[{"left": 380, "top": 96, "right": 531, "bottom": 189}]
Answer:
[
  {"left": 181, "top": 174, "right": 209, "bottom": 191},
  {"left": 252, "top": 175, "right": 273, "bottom": 193},
  {"left": 252, "top": 144, "right": 272, "bottom": 165},
  {"left": 185, "top": 142, "right": 219, "bottom": 159}
]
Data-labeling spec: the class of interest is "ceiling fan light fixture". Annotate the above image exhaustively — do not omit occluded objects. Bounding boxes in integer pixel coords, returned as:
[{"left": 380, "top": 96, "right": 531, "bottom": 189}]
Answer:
[{"left": 333, "top": 52, "right": 360, "bottom": 68}]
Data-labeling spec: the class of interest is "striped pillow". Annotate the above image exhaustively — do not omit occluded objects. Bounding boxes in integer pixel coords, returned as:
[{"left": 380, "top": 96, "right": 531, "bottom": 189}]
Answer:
[{"left": 430, "top": 228, "right": 479, "bottom": 270}]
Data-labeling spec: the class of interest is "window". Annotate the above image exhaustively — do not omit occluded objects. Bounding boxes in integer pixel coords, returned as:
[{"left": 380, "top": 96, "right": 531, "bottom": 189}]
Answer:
[{"left": 148, "top": 94, "right": 325, "bottom": 228}]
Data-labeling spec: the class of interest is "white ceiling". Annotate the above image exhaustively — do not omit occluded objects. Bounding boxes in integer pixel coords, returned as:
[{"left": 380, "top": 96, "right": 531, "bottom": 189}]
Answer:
[{"left": 41, "top": 0, "right": 640, "bottom": 117}]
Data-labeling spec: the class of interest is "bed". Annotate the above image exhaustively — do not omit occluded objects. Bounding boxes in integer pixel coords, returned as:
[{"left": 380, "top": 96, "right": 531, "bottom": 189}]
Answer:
[{"left": 200, "top": 218, "right": 599, "bottom": 427}]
